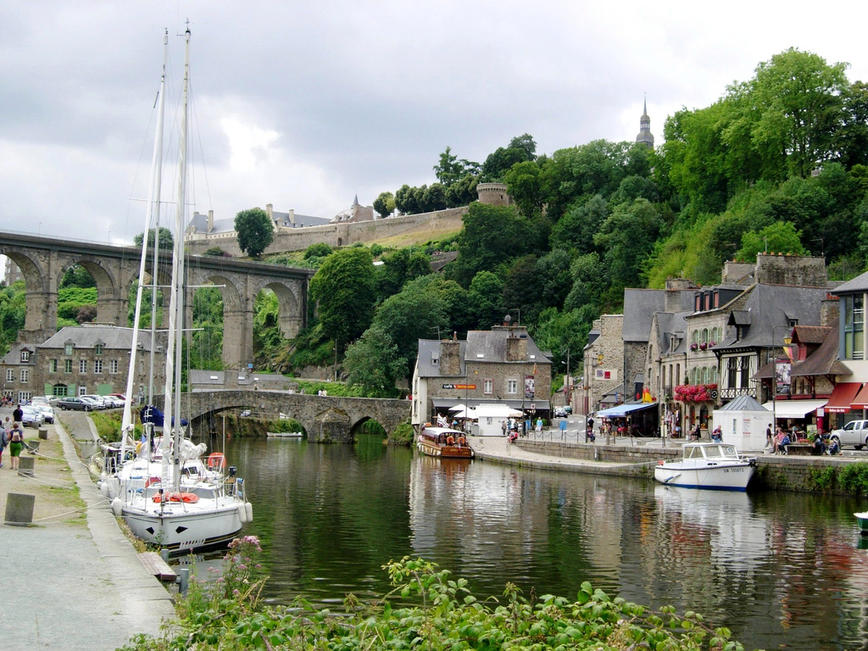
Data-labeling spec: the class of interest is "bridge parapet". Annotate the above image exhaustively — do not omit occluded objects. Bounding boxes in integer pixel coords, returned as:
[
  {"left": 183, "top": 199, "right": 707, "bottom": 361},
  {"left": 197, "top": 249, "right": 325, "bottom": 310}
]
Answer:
[{"left": 155, "top": 389, "right": 410, "bottom": 443}]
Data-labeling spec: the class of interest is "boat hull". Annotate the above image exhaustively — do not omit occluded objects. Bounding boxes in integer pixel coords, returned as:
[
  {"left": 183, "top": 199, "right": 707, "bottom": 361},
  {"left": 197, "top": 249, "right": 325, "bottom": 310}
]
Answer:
[
  {"left": 122, "top": 503, "right": 243, "bottom": 552},
  {"left": 654, "top": 462, "right": 754, "bottom": 491},
  {"left": 415, "top": 437, "right": 474, "bottom": 459},
  {"left": 855, "top": 512, "right": 868, "bottom": 535}
]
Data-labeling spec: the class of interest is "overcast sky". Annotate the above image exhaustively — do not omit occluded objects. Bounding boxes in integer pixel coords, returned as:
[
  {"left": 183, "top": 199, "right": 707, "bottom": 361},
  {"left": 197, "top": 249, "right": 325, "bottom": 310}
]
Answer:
[{"left": 2, "top": 0, "right": 868, "bottom": 265}]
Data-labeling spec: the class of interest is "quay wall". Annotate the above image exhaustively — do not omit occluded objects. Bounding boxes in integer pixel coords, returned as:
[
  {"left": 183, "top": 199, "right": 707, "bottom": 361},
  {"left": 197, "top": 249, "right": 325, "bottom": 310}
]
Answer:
[{"left": 512, "top": 439, "right": 866, "bottom": 494}]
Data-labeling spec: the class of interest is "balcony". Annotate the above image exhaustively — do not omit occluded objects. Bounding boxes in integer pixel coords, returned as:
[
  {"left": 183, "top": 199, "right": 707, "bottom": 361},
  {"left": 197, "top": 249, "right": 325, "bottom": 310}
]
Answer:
[{"left": 719, "top": 386, "right": 756, "bottom": 400}]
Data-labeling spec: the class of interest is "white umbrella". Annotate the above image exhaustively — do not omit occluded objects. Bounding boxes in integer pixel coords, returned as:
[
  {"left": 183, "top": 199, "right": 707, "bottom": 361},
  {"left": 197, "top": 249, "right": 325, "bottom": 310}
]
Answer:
[
  {"left": 448, "top": 403, "right": 466, "bottom": 412},
  {"left": 453, "top": 408, "right": 477, "bottom": 419}
]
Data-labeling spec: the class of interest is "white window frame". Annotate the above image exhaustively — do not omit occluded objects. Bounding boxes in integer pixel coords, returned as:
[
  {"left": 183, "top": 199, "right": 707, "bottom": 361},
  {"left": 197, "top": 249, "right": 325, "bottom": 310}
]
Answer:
[
  {"left": 483, "top": 378, "right": 493, "bottom": 395},
  {"left": 507, "top": 378, "right": 518, "bottom": 394},
  {"left": 20, "top": 369, "right": 29, "bottom": 383},
  {"left": 79, "top": 359, "right": 87, "bottom": 373},
  {"left": 109, "top": 359, "right": 119, "bottom": 374},
  {"left": 94, "top": 360, "right": 103, "bottom": 374},
  {"left": 5, "top": 369, "right": 13, "bottom": 382}
]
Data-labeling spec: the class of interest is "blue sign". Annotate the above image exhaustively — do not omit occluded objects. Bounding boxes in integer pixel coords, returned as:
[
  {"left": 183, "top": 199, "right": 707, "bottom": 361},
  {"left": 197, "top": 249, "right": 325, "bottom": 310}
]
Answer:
[{"left": 559, "top": 419, "right": 567, "bottom": 432}]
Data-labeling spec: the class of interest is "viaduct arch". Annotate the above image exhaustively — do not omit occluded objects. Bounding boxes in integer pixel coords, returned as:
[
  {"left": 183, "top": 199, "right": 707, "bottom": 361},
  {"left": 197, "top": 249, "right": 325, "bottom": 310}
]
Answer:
[{"left": 0, "top": 231, "right": 314, "bottom": 370}]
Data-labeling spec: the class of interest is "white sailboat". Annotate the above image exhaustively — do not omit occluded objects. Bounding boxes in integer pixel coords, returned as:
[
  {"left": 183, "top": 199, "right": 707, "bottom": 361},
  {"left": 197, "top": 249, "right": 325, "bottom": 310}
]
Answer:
[{"left": 108, "top": 26, "right": 251, "bottom": 552}]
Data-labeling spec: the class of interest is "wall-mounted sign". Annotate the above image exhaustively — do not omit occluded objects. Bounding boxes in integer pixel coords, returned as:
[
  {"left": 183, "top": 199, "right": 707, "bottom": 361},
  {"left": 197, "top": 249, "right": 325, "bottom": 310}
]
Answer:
[{"left": 441, "top": 384, "right": 476, "bottom": 390}]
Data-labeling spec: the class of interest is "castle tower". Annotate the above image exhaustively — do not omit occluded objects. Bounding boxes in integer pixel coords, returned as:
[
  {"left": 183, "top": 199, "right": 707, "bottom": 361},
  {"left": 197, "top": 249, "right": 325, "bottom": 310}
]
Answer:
[{"left": 635, "top": 97, "right": 654, "bottom": 149}]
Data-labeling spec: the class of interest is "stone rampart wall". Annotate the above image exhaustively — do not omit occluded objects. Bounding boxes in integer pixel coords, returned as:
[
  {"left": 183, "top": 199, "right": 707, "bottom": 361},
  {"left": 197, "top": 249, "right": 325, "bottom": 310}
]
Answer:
[{"left": 187, "top": 207, "right": 467, "bottom": 256}]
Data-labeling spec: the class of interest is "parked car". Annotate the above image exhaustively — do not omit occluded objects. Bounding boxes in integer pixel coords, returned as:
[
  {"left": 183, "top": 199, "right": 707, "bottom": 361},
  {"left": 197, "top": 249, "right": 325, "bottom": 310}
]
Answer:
[
  {"left": 553, "top": 407, "right": 568, "bottom": 418},
  {"left": 829, "top": 420, "right": 868, "bottom": 450},
  {"left": 103, "top": 396, "right": 125, "bottom": 408},
  {"left": 57, "top": 397, "right": 90, "bottom": 411},
  {"left": 80, "top": 395, "right": 105, "bottom": 410},
  {"left": 30, "top": 401, "right": 55, "bottom": 423},
  {"left": 20, "top": 405, "right": 45, "bottom": 428}
]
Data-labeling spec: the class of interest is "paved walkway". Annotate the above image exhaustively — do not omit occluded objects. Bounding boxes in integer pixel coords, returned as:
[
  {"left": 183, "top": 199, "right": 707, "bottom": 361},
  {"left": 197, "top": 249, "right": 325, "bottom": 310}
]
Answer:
[{"left": 0, "top": 408, "right": 175, "bottom": 650}]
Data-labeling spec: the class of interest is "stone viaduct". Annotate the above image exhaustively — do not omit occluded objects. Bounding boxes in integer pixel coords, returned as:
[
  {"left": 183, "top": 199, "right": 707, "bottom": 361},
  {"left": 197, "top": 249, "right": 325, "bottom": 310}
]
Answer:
[
  {"left": 158, "top": 390, "right": 410, "bottom": 442},
  {"left": 0, "top": 231, "right": 313, "bottom": 370}
]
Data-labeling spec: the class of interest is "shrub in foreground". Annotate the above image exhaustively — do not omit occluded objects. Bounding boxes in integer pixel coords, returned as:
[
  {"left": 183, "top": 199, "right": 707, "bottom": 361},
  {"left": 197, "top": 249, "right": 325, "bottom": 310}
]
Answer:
[{"left": 123, "top": 540, "right": 743, "bottom": 649}]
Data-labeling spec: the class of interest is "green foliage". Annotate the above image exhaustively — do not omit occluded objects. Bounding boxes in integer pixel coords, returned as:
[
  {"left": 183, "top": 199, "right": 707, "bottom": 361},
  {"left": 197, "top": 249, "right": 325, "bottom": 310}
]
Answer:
[
  {"left": 736, "top": 221, "right": 807, "bottom": 261},
  {"left": 123, "top": 554, "right": 743, "bottom": 651},
  {"left": 203, "top": 247, "right": 229, "bottom": 257},
  {"left": 0, "top": 281, "right": 25, "bottom": 354},
  {"left": 389, "top": 421, "right": 415, "bottom": 445},
  {"left": 60, "top": 264, "right": 96, "bottom": 288},
  {"left": 304, "top": 242, "right": 332, "bottom": 260},
  {"left": 343, "top": 324, "right": 406, "bottom": 397},
  {"left": 374, "top": 248, "right": 431, "bottom": 301},
  {"left": 481, "top": 133, "right": 537, "bottom": 181},
  {"left": 838, "top": 463, "right": 868, "bottom": 495},
  {"left": 267, "top": 417, "right": 304, "bottom": 434},
  {"left": 234, "top": 207, "right": 274, "bottom": 257},
  {"left": 373, "top": 191, "right": 396, "bottom": 218},
  {"left": 310, "top": 248, "right": 376, "bottom": 354},
  {"left": 809, "top": 466, "right": 837, "bottom": 491},
  {"left": 190, "top": 287, "right": 223, "bottom": 370},
  {"left": 133, "top": 227, "right": 174, "bottom": 252},
  {"left": 57, "top": 287, "right": 97, "bottom": 322}
]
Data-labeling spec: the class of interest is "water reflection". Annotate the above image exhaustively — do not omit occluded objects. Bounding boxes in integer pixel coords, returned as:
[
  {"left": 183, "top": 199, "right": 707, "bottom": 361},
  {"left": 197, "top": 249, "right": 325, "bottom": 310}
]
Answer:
[{"left": 227, "top": 437, "right": 868, "bottom": 649}]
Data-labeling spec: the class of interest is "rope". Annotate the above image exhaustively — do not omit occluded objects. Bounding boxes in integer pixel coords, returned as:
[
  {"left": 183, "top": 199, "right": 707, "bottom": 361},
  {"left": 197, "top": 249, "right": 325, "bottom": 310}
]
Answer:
[
  {"left": 32, "top": 507, "right": 90, "bottom": 522},
  {"left": 14, "top": 472, "right": 75, "bottom": 489}
]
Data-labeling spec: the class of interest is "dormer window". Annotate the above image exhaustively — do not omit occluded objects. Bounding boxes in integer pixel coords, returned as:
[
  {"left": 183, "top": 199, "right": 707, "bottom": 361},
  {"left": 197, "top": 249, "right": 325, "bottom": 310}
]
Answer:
[
  {"left": 64, "top": 343, "right": 74, "bottom": 356},
  {"left": 20, "top": 350, "right": 30, "bottom": 363},
  {"left": 95, "top": 343, "right": 104, "bottom": 355}
]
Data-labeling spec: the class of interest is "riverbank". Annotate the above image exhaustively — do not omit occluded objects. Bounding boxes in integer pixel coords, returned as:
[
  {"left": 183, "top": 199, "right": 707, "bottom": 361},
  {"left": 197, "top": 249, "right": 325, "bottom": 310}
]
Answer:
[
  {"left": 469, "top": 433, "right": 868, "bottom": 495},
  {"left": 0, "top": 407, "right": 174, "bottom": 649}
]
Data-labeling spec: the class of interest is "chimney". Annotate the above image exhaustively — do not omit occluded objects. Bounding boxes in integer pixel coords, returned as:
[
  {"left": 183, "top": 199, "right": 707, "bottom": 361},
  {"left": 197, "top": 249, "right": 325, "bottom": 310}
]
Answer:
[
  {"left": 289, "top": 208, "right": 296, "bottom": 226},
  {"left": 506, "top": 331, "right": 527, "bottom": 361},
  {"left": 207, "top": 209, "right": 214, "bottom": 233},
  {"left": 440, "top": 340, "right": 461, "bottom": 376},
  {"left": 664, "top": 278, "right": 696, "bottom": 312},
  {"left": 820, "top": 296, "right": 839, "bottom": 329}
]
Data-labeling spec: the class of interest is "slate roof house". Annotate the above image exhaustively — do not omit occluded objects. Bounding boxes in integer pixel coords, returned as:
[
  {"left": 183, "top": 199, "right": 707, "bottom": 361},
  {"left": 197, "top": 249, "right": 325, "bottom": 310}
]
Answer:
[{"left": 412, "top": 319, "right": 551, "bottom": 427}]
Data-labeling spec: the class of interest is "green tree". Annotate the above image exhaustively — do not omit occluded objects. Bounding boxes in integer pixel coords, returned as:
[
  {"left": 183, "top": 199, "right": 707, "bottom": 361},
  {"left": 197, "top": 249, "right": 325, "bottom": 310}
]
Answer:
[
  {"left": 467, "top": 271, "right": 505, "bottom": 330},
  {"left": 234, "top": 208, "right": 274, "bottom": 257},
  {"left": 371, "top": 276, "right": 449, "bottom": 382},
  {"left": 736, "top": 220, "right": 807, "bottom": 261},
  {"left": 550, "top": 194, "right": 608, "bottom": 254},
  {"left": 503, "top": 160, "right": 545, "bottom": 217},
  {"left": 375, "top": 248, "right": 431, "bottom": 301},
  {"left": 373, "top": 191, "right": 396, "bottom": 218},
  {"left": 60, "top": 264, "right": 96, "bottom": 289},
  {"left": 310, "top": 248, "right": 376, "bottom": 355},
  {"left": 343, "top": 324, "right": 406, "bottom": 397},
  {"left": 134, "top": 227, "right": 174, "bottom": 251},
  {"left": 450, "top": 202, "right": 536, "bottom": 286},
  {"left": 433, "top": 146, "right": 465, "bottom": 185},
  {"left": 481, "top": 133, "right": 537, "bottom": 181}
]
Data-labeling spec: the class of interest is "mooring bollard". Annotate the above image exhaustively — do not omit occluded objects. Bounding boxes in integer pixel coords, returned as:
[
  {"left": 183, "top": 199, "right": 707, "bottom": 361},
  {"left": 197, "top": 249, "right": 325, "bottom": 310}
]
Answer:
[
  {"left": 18, "top": 456, "right": 35, "bottom": 477},
  {"left": 5, "top": 493, "right": 36, "bottom": 525},
  {"left": 38, "top": 428, "right": 48, "bottom": 440},
  {"left": 177, "top": 568, "right": 190, "bottom": 595},
  {"left": 160, "top": 549, "right": 170, "bottom": 563}
]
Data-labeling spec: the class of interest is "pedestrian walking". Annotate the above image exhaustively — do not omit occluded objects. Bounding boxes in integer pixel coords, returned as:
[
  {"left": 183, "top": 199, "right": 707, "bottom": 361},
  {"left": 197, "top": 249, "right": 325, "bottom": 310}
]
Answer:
[
  {"left": 586, "top": 415, "right": 594, "bottom": 443},
  {"left": 0, "top": 421, "right": 7, "bottom": 468},
  {"left": 535, "top": 417, "right": 543, "bottom": 434},
  {"left": 8, "top": 422, "right": 24, "bottom": 470},
  {"left": 13, "top": 403, "right": 23, "bottom": 425},
  {"left": 765, "top": 424, "right": 773, "bottom": 450},
  {"left": 501, "top": 420, "right": 507, "bottom": 437}
]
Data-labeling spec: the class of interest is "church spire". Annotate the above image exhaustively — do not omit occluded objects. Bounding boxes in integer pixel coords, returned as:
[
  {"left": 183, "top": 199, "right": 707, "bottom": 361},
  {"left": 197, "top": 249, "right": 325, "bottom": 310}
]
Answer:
[{"left": 636, "top": 95, "right": 654, "bottom": 149}]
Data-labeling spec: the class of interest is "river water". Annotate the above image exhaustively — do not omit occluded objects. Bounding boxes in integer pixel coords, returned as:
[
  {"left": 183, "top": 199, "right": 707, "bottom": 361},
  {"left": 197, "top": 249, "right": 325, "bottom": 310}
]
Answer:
[{"left": 220, "top": 435, "right": 868, "bottom": 649}]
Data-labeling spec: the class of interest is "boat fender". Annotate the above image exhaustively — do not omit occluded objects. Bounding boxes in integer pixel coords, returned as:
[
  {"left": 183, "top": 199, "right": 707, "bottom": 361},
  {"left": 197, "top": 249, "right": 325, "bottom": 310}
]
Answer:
[
  {"left": 98, "top": 482, "right": 109, "bottom": 498},
  {"left": 110, "top": 497, "right": 123, "bottom": 517},
  {"left": 106, "top": 478, "right": 119, "bottom": 500},
  {"left": 237, "top": 503, "right": 247, "bottom": 523},
  {"left": 245, "top": 502, "right": 253, "bottom": 523}
]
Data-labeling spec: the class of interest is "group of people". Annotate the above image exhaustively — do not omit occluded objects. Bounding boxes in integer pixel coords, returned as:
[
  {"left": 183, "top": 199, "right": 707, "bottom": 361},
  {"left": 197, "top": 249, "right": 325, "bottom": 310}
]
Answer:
[
  {"left": 1, "top": 404, "right": 26, "bottom": 470},
  {"left": 764, "top": 424, "right": 839, "bottom": 455}
]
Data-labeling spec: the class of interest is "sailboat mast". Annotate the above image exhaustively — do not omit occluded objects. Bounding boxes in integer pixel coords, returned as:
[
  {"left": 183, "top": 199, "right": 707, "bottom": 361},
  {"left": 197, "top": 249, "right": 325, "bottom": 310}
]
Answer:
[
  {"left": 165, "top": 23, "right": 191, "bottom": 492},
  {"left": 120, "top": 28, "right": 170, "bottom": 458},
  {"left": 147, "top": 28, "right": 169, "bottom": 406}
]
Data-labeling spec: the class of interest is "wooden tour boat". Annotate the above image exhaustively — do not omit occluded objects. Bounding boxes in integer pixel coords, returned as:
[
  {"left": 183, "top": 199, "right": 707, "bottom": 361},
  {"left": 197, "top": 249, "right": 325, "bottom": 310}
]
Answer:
[{"left": 416, "top": 425, "right": 474, "bottom": 459}]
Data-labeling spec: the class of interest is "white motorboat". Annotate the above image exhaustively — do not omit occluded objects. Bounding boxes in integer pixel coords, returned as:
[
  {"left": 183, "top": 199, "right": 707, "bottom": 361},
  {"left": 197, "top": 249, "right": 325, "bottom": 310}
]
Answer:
[{"left": 654, "top": 442, "right": 755, "bottom": 491}]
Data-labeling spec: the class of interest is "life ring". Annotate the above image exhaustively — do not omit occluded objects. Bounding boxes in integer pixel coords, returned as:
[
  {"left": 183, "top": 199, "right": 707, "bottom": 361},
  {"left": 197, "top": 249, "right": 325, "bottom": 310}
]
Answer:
[
  {"left": 152, "top": 491, "right": 199, "bottom": 504},
  {"left": 207, "top": 452, "right": 226, "bottom": 470}
]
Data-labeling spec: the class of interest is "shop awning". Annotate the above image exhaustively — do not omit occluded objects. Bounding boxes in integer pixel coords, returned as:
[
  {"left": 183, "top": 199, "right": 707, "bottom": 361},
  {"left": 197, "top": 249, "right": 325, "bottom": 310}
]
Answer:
[
  {"left": 595, "top": 402, "right": 657, "bottom": 418},
  {"left": 826, "top": 382, "right": 863, "bottom": 412},
  {"left": 849, "top": 384, "right": 868, "bottom": 409},
  {"left": 761, "top": 399, "right": 827, "bottom": 419}
]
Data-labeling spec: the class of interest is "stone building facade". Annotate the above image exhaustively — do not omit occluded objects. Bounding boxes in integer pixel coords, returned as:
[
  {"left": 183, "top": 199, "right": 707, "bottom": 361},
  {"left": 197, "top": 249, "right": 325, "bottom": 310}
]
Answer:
[
  {"left": 412, "top": 322, "right": 551, "bottom": 426},
  {"left": 582, "top": 314, "right": 624, "bottom": 415},
  {"left": 0, "top": 324, "right": 166, "bottom": 402}
]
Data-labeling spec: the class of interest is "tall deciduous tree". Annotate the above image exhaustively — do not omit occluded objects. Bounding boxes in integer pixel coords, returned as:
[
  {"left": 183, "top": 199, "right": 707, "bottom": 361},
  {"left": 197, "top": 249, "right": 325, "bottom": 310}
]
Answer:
[
  {"left": 310, "top": 248, "right": 376, "bottom": 355},
  {"left": 343, "top": 324, "right": 406, "bottom": 397},
  {"left": 234, "top": 208, "right": 274, "bottom": 257},
  {"left": 373, "top": 191, "right": 396, "bottom": 218}
]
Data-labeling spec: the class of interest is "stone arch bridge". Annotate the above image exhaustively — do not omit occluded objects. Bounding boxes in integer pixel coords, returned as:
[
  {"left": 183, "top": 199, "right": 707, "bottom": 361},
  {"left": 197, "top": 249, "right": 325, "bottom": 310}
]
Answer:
[
  {"left": 159, "top": 390, "right": 411, "bottom": 443},
  {"left": 0, "top": 231, "right": 313, "bottom": 370}
]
